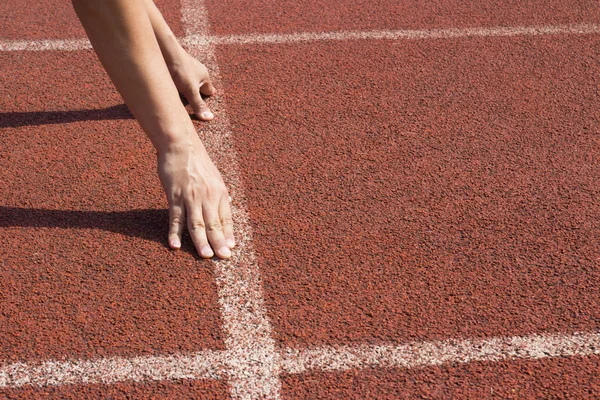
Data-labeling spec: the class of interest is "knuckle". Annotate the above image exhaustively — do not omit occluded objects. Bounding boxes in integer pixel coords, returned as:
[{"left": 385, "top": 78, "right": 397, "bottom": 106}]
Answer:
[
  {"left": 183, "top": 88, "right": 202, "bottom": 104},
  {"left": 206, "top": 220, "right": 223, "bottom": 232},
  {"left": 214, "top": 182, "right": 228, "bottom": 195},
  {"left": 182, "top": 85, "right": 197, "bottom": 97},
  {"left": 220, "top": 216, "right": 234, "bottom": 226},
  {"left": 198, "top": 62, "right": 208, "bottom": 74},
  {"left": 206, "top": 183, "right": 226, "bottom": 200},
  {"left": 170, "top": 216, "right": 184, "bottom": 226},
  {"left": 190, "top": 220, "right": 206, "bottom": 231},
  {"left": 187, "top": 185, "right": 209, "bottom": 200}
]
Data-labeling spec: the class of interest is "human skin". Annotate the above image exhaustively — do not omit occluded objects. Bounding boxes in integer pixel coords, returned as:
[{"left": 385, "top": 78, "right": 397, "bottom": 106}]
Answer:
[
  {"left": 142, "top": 0, "right": 217, "bottom": 122},
  {"left": 71, "top": 0, "right": 234, "bottom": 259}
]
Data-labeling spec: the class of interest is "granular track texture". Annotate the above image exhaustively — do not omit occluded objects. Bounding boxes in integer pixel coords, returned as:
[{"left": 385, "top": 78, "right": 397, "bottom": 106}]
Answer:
[{"left": 217, "top": 35, "right": 600, "bottom": 347}]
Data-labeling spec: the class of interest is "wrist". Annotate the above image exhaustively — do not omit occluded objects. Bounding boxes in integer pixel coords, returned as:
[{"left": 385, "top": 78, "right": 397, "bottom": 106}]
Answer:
[
  {"left": 148, "top": 121, "right": 200, "bottom": 155},
  {"left": 157, "top": 32, "right": 187, "bottom": 68}
]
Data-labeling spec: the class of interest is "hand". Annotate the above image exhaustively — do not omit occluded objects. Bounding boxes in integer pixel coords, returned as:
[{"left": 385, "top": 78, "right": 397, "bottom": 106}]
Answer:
[
  {"left": 157, "top": 135, "right": 235, "bottom": 259},
  {"left": 168, "top": 51, "right": 216, "bottom": 121}
]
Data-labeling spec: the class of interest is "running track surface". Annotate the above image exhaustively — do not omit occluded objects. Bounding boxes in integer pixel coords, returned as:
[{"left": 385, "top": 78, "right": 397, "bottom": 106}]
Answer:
[{"left": 1, "top": 1, "right": 600, "bottom": 399}]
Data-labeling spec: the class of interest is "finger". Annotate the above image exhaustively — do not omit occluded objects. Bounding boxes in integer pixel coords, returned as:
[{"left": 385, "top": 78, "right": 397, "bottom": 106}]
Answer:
[
  {"left": 168, "top": 202, "right": 186, "bottom": 249},
  {"left": 203, "top": 203, "right": 231, "bottom": 259},
  {"left": 185, "top": 200, "right": 214, "bottom": 258},
  {"left": 219, "top": 194, "right": 235, "bottom": 248},
  {"left": 186, "top": 87, "right": 214, "bottom": 121},
  {"left": 199, "top": 78, "right": 216, "bottom": 97}
]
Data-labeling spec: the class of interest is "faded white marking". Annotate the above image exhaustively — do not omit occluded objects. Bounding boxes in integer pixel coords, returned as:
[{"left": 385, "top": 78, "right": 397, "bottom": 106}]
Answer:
[
  {"left": 281, "top": 331, "right": 600, "bottom": 375},
  {"left": 181, "top": 1, "right": 282, "bottom": 399},
  {"left": 185, "top": 23, "right": 600, "bottom": 46},
  {"left": 1, "top": 332, "right": 599, "bottom": 389},
  {"left": 0, "top": 351, "right": 225, "bottom": 388},
  {"left": 0, "top": 39, "right": 91, "bottom": 51},
  {"left": 1, "top": 23, "right": 599, "bottom": 51}
]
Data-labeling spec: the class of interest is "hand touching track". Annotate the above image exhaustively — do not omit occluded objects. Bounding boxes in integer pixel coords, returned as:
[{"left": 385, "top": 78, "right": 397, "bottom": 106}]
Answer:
[
  {"left": 161, "top": 52, "right": 232, "bottom": 257},
  {"left": 143, "top": 0, "right": 217, "bottom": 122},
  {"left": 168, "top": 52, "right": 217, "bottom": 122},
  {"left": 158, "top": 135, "right": 235, "bottom": 259},
  {"left": 72, "top": 0, "right": 234, "bottom": 259}
]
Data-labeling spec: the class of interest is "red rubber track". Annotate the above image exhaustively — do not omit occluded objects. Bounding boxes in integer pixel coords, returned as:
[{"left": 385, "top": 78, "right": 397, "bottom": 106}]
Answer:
[
  {"left": 218, "top": 35, "right": 600, "bottom": 347},
  {"left": 206, "top": 0, "right": 600, "bottom": 35},
  {"left": 0, "top": 0, "right": 183, "bottom": 40},
  {"left": 0, "top": 51, "right": 225, "bottom": 397},
  {"left": 217, "top": 33, "right": 600, "bottom": 395},
  {"left": 281, "top": 355, "right": 600, "bottom": 399},
  {"left": 2, "top": 0, "right": 600, "bottom": 398},
  {"left": 0, "top": 380, "right": 229, "bottom": 400}
]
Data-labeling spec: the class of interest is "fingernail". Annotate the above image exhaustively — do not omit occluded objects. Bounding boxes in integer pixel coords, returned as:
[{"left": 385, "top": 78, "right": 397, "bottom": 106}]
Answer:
[
  {"left": 202, "top": 111, "right": 214, "bottom": 119},
  {"left": 171, "top": 237, "right": 181, "bottom": 249},
  {"left": 226, "top": 239, "right": 236, "bottom": 248},
  {"left": 219, "top": 246, "right": 232, "bottom": 258},
  {"left": 201, "top": 246, "right": 214, "bottom": 258}
]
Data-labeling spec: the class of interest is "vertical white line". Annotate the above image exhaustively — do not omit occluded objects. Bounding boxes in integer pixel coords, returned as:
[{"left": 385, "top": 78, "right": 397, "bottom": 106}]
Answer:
[{"left": 181, "top": 1, "right": 282, "bottom": 399}]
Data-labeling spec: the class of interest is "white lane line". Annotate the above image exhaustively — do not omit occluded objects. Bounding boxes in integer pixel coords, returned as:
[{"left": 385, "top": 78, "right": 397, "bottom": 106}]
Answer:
[
  {"left": 0, "top": 39, "right": 91, "bottom": 51},
  {"left": 183, "top": 23, "right": 600, "bottom": 46},
  {"left": 181, "top": 1, "right": 281, "bottom": 399},
  {"left": 2, "top": 331, "right": 599, "bottom": 389},
  {"left": 2, "top": 23, "right": 599, "bottom": 51},
  {"left": 281, "top": 331, "right": 600, "bottom": 375},
  {"left": 0, "top": 351, "right": 226, "bottom": 388}
]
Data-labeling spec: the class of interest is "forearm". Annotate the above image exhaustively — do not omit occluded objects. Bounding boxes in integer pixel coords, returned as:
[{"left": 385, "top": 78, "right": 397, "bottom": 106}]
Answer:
[
  {"left": 71, "top": 0, "right": 233, "bottom": 259},
  {"left": 143, "top": 0, "right": 186, "bottom": 68},
  {"left": 72, "top": 0, "right": 194, "bottom": 151}
]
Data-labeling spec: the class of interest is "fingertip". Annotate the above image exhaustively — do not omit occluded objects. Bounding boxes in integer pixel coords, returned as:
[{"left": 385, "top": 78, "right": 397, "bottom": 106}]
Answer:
[
  {"left": 217, "top": 246, "right": 232, "bottom": 259},
  {"left": 169, "top": 236, "right": 181, "bottom": 249},
  {"left": 226, "top": 238, "right": 236, "bottom": 248},
  {"left": 200, "top": 245, "right": 214, "bottom": 258}
]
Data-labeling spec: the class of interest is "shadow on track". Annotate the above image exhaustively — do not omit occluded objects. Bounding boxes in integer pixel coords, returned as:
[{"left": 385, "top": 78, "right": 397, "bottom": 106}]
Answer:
[
  {"left": 0, "top": 207, "right": 198, "bottom": 255},
  {"left": 0, "top": 104, "right": 134, "bottom": 128}
]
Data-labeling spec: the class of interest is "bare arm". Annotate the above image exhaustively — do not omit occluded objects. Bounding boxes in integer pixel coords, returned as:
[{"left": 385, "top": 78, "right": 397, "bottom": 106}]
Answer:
[
  {"left": 72, "top": 0, "right": 234, "bottom": 258},
  {"left": 143, "top": 0, "right": 216, "bottom": 121}
]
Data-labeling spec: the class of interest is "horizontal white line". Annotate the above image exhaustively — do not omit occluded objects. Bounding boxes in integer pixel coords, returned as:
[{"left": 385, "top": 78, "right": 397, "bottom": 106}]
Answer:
[
  {"left": 1, "top": 23, "right": 599, "bottom": 51},
  {"left": 281, "top": 331, "right": 600, "bottom": 375},
  {"left": 0, "top": 39, "right": 91, "bottom": 51},
  {"left": 1, "top": 331, "right": 599, "bottom": 389},
  {"left": 0, "top": 351, "right": 226, "bottom": 388},
  {"left": 186, "top": 23, "right": 600, "bottom": 46}
]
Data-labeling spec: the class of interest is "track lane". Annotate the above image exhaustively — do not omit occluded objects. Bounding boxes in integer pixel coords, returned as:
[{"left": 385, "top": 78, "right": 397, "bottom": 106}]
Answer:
[
  {"left": 216, "top": 34, "right": 600, "bottom": 348},
  {"left": 0, "top": 379, "right": 229, "bottom": 400},
  {"left": 205, "top": 0, "right": 600, "bottom": 36},
  {"left": 0, "top": 47, "right": 226, "bottom": 397},
  {"left": 281, "top": 355, "right": 600, "bottom": 399}
]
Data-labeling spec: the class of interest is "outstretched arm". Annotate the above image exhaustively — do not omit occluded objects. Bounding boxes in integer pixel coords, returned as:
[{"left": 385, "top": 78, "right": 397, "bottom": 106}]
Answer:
[
  {"left": 142, "top": 0, "right": 216, "bottom": 121},
  {"left": 72, "top": 0, "right": 234, "bottom": 259}
]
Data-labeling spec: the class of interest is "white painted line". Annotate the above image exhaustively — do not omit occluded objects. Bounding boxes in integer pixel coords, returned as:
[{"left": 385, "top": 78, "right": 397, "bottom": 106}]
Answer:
[
  {"left": 0, "top": 39, "right": 91, "bottom": 51},
  {"left": 281, "top": 331, "right": 600, "bottom": 375},
  {"left": 2, "top": 23, "right": 599, "bottom": 51},
  {"left": 0, "top": 351, "right": 226, "bottom": 388},
  {"left": 181, "top": 1, "right": 281, "bottom": 399},
  {"left": 185, "top": 23, "right": 600, "bottom": 46},
  {"left": 1, "top": 331, "right": 599, "bottom": 389}
]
